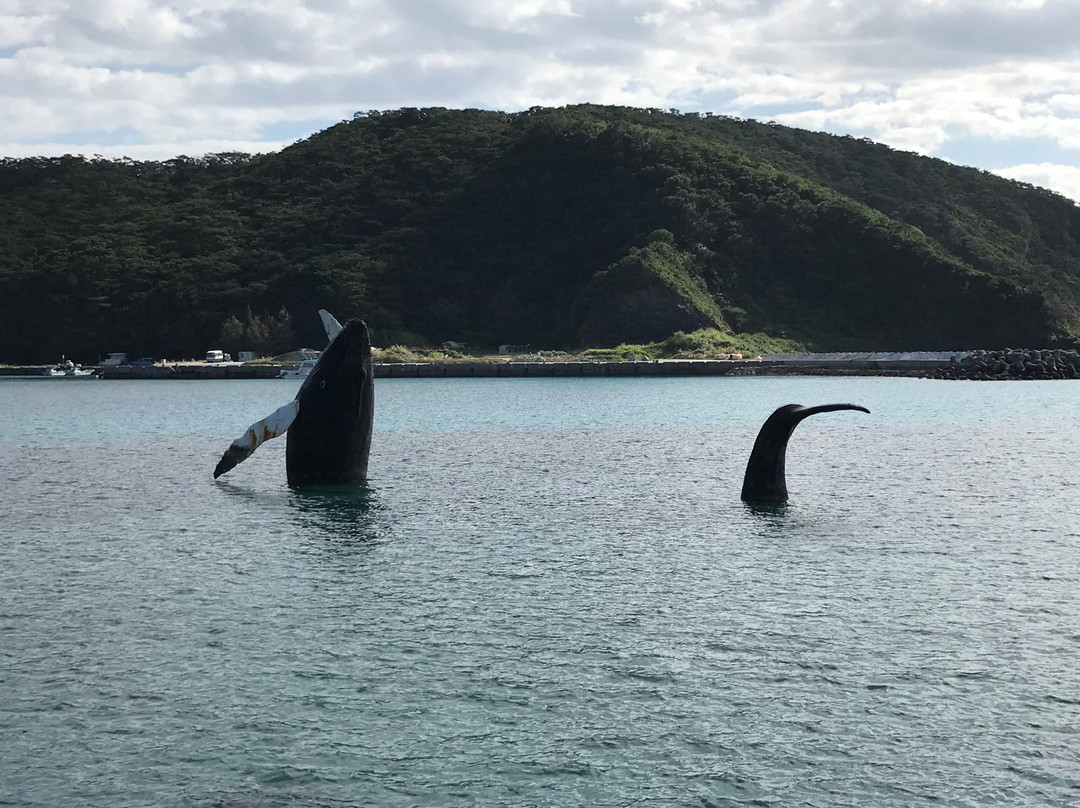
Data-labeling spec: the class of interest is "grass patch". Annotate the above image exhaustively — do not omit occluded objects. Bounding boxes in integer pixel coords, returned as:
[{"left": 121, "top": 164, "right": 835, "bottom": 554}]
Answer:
[
  {"left": 373, "top": 345, "right": 472, "bottom": 363},
  {"left": 371, "top": 329, "right": 806, "bottom": 364},
  {"left": 583, "top": 328, "right": 806, "bottom": 360}
]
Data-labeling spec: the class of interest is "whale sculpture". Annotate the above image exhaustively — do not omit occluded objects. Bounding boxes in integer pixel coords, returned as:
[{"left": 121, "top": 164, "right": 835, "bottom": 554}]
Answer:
[
  {"left": 741, "top": 403, "right": 869, "bottom": 503},
  {"left": 286, "top": 318, "right": 373, "bottom": 486},
  {"left": 214, "top": 317, "right": 374, "bottom": 486}
]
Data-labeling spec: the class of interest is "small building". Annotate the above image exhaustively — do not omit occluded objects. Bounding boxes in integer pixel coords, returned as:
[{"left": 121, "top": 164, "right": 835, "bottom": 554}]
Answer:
[
  {"left": 498, "top": 344, "right": 531, "bottom": 355},
  {"left": 101, "top": 352, "right": 128, "bottom": 366},
  {"left": 237, "top": 351, "right": 256, "bottom": 362}
]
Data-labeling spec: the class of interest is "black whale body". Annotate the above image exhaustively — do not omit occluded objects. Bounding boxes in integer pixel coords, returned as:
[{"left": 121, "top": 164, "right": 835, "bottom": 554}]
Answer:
[
  {"left": 741, "top": 403, "right": 869, "bottom": 504},
  {"left": 286, "top": 318, "right": 374, "bottom": 487}
]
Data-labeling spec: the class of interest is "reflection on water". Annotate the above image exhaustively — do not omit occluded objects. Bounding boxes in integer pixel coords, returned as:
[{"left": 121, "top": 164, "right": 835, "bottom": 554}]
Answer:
[
  {"left": 287, "top": 485, "right": 386, "bottom": 549},
  {"left": 215, "top": 476, "right": 388, "bottom": 550},
  {"left": 214, "top": 477, "right": 286, "bottom": 506},
  {"left": 741, "top": 501, "right": 791, "bottom": 519}
]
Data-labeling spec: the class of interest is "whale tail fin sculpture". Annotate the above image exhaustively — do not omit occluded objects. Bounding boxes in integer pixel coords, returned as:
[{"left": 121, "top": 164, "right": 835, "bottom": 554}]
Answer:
[{"left": 741, "top": 403, "right": 869, "bottom": 503}]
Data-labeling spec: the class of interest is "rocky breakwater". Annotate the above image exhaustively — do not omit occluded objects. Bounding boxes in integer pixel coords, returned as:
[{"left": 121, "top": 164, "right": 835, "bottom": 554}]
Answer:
[{"left": 932, "top": 349, "right": 1080, "bottom": 380}]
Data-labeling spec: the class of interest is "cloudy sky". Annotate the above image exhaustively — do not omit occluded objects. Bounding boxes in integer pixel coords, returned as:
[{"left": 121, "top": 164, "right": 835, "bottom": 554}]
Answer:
[{"left": 4, "top": 0, "right": 1080, "bottom": 201}]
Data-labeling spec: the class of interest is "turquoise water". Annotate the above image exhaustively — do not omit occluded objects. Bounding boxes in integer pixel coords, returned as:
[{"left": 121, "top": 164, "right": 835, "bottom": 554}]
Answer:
[{"left": 1, "top": 376, "right": 1078, "bottom": 807}]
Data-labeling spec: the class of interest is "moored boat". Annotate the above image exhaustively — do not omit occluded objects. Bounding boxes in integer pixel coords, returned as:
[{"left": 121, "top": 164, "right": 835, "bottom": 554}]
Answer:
[
  {"left": 278, "top": 358, "right": 318, "bottom": 379},
  {"left": 44, "top": 357, "right": 97, "bottom": 377}
]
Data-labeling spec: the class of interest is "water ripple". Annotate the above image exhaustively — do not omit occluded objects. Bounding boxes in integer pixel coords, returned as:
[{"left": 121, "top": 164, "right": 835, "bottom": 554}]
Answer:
[{"left": 1, "top": 377, "right": 1079, "bottom": 806}]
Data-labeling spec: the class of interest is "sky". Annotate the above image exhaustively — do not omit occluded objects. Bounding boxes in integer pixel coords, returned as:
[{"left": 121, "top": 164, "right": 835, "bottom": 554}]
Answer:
[{"left": 3, "top": 0, "right": 1080, "bottom": 202}]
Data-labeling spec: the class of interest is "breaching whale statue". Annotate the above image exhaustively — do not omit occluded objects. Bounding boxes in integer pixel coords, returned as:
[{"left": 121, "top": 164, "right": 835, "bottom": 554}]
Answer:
[
  {"left": 741, "top": 403, "right": 869, "bottom": 504},
  {"left": 285, "top": 318, "right": 374, "bottom": 486},
  {"left": 213, "top": 317, "right": 374, "bottom": 486}
]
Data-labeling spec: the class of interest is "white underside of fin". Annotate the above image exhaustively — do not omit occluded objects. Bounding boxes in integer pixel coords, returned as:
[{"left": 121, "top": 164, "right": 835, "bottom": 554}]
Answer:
[
  {"left": 319, "top": 309, "right": 343, "bottom": 341},
  {"left": 234, "top": 399, "right": 300, "bottom": 451},
  {"left": 214, "top": 400, "right": 300, "bottom": 478}
]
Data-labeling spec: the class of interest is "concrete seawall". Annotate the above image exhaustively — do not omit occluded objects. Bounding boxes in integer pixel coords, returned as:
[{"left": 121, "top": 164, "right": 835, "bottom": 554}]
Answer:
[
  {"left": 100, "top": 364, "right": 284, "bottom": 379},
  {"left": 375, "top": 352, "right": 969, "bottom": 378},
  {"left": 5, "top": 353, "right": 969, "bottom": 380},
  {"left": 758, "top": 351, "right": 966, "bottom": 372},
  {"left": 0, "top": 363, "right": 286, "bottom": 379},
  {"left": 374, "top": 360, "right": 750, "bottom": 378}
]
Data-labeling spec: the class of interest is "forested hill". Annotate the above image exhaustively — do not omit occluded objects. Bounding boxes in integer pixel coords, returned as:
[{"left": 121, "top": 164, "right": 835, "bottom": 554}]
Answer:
[{"left": 3, "top": 105, "right": 1080, "bottom": 364}]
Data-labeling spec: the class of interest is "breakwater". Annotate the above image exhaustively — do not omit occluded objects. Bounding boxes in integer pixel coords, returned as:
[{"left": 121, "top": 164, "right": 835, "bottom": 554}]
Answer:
[
  {"left": 103, "top": 364, "right": 283, "bottom": 379},
  {"left": 0, "top": 363, "right": 284, "bottom": 379},
  {"left": 374, "top": 359, "right": 754, "bottom": 378},
  {"left": 930, "top": 348, "right": 1080, "bottom": 380},
  {"left": 0, "top": 355, "right": 961, "bottom": 380},
  {"left": 9, "top": 350, "right": 1079, "bottom": 380},
  {"left": 5, "top": 359, "right": 760, "bottom": 379},
  {"left": 374, "top": 352, "right": 973, "bottom": 377},
  {"left": 759, "top": 351, "right": 965, "bottom": 372}
]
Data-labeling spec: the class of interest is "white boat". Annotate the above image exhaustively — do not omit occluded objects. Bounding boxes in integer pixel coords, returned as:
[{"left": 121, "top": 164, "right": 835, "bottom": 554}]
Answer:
[
  {"left": 274, "top": 311, "right": 344, "bottom": 379},
  {"left": 278, "top": 358, "right": 318, "bottom": 379},
  {"left": 44, "top": 358, "right": 96, "bottom": 377}
]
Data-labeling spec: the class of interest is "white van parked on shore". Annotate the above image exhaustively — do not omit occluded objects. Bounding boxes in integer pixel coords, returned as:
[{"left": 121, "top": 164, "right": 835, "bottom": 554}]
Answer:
[{"left": 205, "top": 349, "right": 225, "bottom": 363}]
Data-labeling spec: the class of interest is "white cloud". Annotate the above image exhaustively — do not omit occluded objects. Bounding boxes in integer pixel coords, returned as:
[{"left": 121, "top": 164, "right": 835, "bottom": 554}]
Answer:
[
  {"left": 0, "top": 0, "right": 1078, "bottom": 200},
  {"left": 0, "top": 139, "right": 293, "bottom": 161},
  {"left": 995, "top": 163, "right": 1080, "bottom": 204}
]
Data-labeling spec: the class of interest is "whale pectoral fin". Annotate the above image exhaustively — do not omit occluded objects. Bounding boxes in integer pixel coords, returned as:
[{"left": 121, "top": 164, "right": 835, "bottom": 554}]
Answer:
[
  {"left": 318, "top": 309, "right": 343, "bottom": 342},
  {"left": 213, "top": 443, "right": 254, "bottom": 479},
  {"left": 213, "top": 400, "right": 300, "bottom": 478}
]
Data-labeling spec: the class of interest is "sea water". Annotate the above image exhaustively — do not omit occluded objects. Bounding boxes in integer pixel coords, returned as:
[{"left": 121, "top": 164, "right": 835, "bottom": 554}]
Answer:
[{"left": 1, "top": 376, "right": 1078, "bottom": 807}]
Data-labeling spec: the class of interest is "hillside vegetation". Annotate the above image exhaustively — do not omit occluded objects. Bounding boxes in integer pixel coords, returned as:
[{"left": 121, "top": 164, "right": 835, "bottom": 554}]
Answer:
[{"left": 2, "top": 105, "right": 1079, "bottom": 363}]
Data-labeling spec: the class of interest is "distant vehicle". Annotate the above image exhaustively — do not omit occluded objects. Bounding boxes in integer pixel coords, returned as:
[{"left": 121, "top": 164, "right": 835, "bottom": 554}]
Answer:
[
  {"left": 130, "top": 357, "right": 157, "bottom": 367},
  {"left": 205, "top": 349, "right": 225, "bottom": 363},
  {"left": 102, "top": 352, "right": 128, "bottom": 366}
]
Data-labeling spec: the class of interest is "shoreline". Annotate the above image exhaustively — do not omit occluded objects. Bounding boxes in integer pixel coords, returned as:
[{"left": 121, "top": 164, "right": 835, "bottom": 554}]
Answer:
[
  {"left": 1, "top": 357, "right": 939, "bottom": 380},
  {"left": 7, "top": 349, "right": 1077, "bottom": 380}
]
